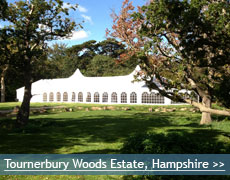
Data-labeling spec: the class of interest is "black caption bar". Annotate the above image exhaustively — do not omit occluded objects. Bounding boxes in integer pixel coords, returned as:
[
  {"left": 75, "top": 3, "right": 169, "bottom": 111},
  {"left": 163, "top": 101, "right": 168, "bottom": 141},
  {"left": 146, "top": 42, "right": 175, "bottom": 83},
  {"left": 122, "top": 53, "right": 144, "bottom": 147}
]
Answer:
[{"left": 0, "top": 154, "right": 229, "bottom": 175}]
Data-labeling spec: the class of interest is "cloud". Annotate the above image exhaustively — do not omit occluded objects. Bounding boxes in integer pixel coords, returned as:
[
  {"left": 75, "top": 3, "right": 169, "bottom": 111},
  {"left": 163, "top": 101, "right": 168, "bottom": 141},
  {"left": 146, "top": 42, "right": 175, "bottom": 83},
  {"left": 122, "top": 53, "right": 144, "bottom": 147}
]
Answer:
[
  {"left": 62, "top": 3, "right": 87, "bottom": 13},
  {"left": 64, "top": 30, "right": 89, "bottom": 41},
  {"left": 63, "top": 2, "right": 71, "bottom": 8},
  {"left": 62, "top": 2, "right": 77, "bottom": 10},
  {"left": 81, "top": 15, "right": 93, "bottom": 25},
  {"left": 78, "top": 5, "right": 88, "bottom": 13},
  {"left": 38, "top": 24, "right": 51, "bottom": 32}
]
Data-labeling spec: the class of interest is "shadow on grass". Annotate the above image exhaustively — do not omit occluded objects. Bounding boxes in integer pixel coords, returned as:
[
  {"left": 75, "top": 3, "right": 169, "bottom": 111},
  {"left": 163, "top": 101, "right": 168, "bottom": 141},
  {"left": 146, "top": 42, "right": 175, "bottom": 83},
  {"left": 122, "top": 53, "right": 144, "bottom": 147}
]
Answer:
[
  {"left": 121, "top": 129, "right": 230, "bottom": 180},
  {"left": 77, "top": 149, "right": 120, "bottom": 154},
  {"left": 121, "top": 129, "right": 230, "bottom": 154},
  {"left": 212, "top": 114, "right": 230, "bottom": 122},
  {"left": 123, "top": 175, "right": 230, "bottom": 180},
  {"left": 0, "top": 111, "right": 229, "bottom": 154},
  {"left": 0, "top": 112, "right": 173, "bottom": 153}
]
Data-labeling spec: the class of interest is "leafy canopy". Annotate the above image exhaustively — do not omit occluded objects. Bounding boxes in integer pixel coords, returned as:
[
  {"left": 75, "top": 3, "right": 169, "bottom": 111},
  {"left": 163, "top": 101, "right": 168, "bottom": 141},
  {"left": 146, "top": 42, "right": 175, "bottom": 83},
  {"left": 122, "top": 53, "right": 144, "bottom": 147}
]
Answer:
[
  {"left": 109, "top": 0, "right": 230, "bottom": 107},
  {"left": 107, "top": 0, "right": 230, "bottom": 124}
]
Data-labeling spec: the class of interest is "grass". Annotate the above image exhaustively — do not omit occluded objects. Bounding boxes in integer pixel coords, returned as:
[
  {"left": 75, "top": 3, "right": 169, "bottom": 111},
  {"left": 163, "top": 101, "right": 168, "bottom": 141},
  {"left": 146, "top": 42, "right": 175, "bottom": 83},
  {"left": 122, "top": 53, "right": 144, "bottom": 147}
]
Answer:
[
  {"left": 1, "top": 110, "right": 196, "bottom": 154},
  {"left": 0, "top": 102, "right": 193, "bottom": 111},
  {"left": 0, "top": 103, "right": 230, "bottom": 179}
]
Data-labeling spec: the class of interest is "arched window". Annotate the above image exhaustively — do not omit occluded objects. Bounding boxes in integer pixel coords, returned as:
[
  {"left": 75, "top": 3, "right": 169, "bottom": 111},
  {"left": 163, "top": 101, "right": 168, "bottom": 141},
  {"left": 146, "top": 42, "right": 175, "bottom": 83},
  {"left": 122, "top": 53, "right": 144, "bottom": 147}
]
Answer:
[
  {"left": 72, "top": 92, "right": 76, "bottom": 102},
  {"left": 102, "top": 92, "right": 108, "bottom": 103},
  {"left": 49, "top": 92, "right": 54, "bottom": 102},
  {"left": 150, "top": 92, "right": 164, "bottom": 104},
  {"left": 43, "top": 93, "right": 47, "bottom": 102},
  {"left": 121, "top": 92, "right": 127, "bottom": 103},
  {"left": 130, "top": 92, "right": 137, "bottom": 103},
  {"left": 94, "top": 92, "right": 100, "bottom": 103},
  {"left": 150, "top": 92, "right": 156, "bottom": 104},
  {"left": 86, "top": 92, "right": 91, "bottom": 102},
  {"left": 78, "top": 92, "right": 83, "bottom": 102},
  {"left": 156, "top": 93, "right": 164, "bottom": 104},
  {"left": 142, "top": 92, "right": 148, "bottom": 103},
  {"left": 63, "top": 92, "right": 68, "bottom": 102},
  {"left": 57, "top": 92, "right": 61, "bottom": 102},
  {"left": 111, "top": 92, "right": 117, "bottom": 103}
]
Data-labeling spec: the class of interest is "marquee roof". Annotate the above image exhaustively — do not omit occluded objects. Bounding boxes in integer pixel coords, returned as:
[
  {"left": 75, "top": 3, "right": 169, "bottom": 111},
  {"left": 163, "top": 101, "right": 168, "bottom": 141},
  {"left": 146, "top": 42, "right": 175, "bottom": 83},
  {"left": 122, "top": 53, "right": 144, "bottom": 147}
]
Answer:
[{"left": 17, "top": 65, "right": 156, "bottom": 93}]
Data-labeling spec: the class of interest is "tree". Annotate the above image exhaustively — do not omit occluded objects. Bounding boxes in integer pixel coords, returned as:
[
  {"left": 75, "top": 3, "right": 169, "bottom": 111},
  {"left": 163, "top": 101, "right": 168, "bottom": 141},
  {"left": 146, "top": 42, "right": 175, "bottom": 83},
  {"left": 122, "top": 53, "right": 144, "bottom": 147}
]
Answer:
[
  {"left": 108, "top": 0, "right": 230, "bottom": 124},
  {"left": 85, "top": 39, "right": 137, "bottom": 76},
  {"left": 0, "top": 0, "right": 7, "bottom": 19},
  {"left": 0, "top": 31, "right": 10, "bottom": 102},
  {"left": 86, "top": 55, "right": 115, "bottom": 76},
  {"left": 0, "top": 0, "right": 9, "bottom": 102},
  {"left": 3, "top": 0, "right": 81, "bottom": 127},
  {"left": 47, "top": 43, "right": 70, "bottom": 78},
  {"left": 65, "top": 39, "right": 137, "bottom": 77},
  {"left": 0, "top": 32, "right": 23, "bottom": 102},
  {"left": 65, "top": 40, "right": 98, "bottom": 76},
  {"left": 96, "top": 38, "right": 126, "bottom": 58},
  {"left": 86, "top": 54, "right": 136, "bottom": 77}
]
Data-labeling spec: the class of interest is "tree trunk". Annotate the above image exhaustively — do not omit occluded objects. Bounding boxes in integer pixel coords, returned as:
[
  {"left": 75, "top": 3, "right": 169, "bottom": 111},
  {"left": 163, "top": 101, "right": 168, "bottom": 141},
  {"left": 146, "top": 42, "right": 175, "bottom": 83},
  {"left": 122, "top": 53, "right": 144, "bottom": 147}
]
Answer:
[
  {"left": 1, "top": 74, "right": 6, "bottom": 102},
  {"left": 16, "top": 58, "right": 32, "bottom": 128},
  {"left": 0, "top": 65, "right": 9, "bottom": 102},
  {"left": 16, "top": 80, "right": 32, "bottom": 127},
  {"left": 200, "top": 96, "right": 212, "bottom": 124}
]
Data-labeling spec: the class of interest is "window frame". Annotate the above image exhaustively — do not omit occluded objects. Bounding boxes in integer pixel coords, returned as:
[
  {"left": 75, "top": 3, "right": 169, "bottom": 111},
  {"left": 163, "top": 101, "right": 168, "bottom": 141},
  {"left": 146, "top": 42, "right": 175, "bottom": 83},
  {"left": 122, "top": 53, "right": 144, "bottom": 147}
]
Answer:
[
  {"left": 111, "top": 92, "right": 118, "bottom": 103},
  {"left": 49, "top": 92, "right": 54, "bottom": 102},
  {"left": 63, "top": 92, "right": 68, "bottom": 102},
  {"left": 130, "top": 92, "right": 137, "bottom": 103},
  {"left": 121, "top": 92, "right": 127, "bottom": 103},
  {"left": 86, "top": 92, "right": 91, "bottom": 102},
  {"left": 102, "top": 92, "right": 108, "bottom": 103},
  {"left": 43, "top": 92, "right": 47, "bottom": 102},
  {"left": 94, "top": 92, "right": 100, "bottom": 103},
  {"left": 78, "top": 92, "right": 83, "bottom": 102}
]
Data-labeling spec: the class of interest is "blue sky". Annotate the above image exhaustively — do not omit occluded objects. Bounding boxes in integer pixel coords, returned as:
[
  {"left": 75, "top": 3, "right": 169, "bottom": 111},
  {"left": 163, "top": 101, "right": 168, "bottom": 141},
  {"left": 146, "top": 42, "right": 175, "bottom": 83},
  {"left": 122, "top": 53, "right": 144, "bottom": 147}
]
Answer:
[
  {"left": 52, "top": 0, "right": 147, "bottom": 46},
  {"left": 1, "top": 0, "right": 147, "bottom": 47}
]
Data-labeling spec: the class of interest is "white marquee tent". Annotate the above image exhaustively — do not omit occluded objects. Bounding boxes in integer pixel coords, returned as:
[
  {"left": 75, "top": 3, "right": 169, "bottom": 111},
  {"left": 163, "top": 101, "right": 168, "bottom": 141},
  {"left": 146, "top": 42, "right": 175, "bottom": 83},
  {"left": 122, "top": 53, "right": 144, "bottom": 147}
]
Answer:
[{"left": 16, "top": 66, "right": 190, "bottom": 105}]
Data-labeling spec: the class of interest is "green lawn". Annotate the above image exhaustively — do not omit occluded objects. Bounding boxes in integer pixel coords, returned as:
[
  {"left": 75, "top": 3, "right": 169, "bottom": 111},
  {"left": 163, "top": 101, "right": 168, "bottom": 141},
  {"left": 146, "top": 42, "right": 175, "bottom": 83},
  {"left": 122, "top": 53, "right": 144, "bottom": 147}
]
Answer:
[
  {"left": 0, "top": 103, "right": 230, "bottom": 179},
  {"left": 1, "top": 109, "right": 202, "bottom": 154}
]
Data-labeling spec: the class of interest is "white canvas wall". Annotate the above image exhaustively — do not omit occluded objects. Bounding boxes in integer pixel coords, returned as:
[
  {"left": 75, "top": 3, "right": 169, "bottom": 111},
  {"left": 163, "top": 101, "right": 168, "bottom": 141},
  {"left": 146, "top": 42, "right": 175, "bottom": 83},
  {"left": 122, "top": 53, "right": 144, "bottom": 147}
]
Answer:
[{"left": 16, "top": 66, "right": 192, "bottom": 105}]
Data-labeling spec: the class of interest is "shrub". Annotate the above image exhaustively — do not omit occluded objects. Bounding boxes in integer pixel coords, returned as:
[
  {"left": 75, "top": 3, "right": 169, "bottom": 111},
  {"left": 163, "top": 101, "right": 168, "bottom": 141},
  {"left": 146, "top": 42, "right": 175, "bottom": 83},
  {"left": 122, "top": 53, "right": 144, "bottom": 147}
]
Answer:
[
  {"left": 122, "top": 132, "right": 230, "bottom": 180},
  {"left": 122, "top": 132, "right": 230, "bottom": 154}
]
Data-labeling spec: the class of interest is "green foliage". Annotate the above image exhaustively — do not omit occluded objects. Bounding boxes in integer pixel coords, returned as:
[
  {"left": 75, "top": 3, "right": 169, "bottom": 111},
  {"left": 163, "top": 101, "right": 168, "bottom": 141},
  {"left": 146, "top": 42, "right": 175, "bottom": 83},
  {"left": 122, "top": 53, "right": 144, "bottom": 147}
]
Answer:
[
  {"left": 86, "top": 54, "right": 137, "bottom": 77},
  {"left": 138, "top": 0, "right": 230, "bottom": 93},
  {"left": 122, "top": 131, "right": 230, "bottom": 154},
  {"left": 141, "top": 0, "right": 230, "bottom": 106},
  {"left": 14, "top": 119, "right": 57, "bottom": 133},
  {"left": 0, "top": 0, "right": 7, "bottom": 19},
  {"left": 96, "top": 38, "right": 126, "bottom": 58},
  {"left": 86, "top": 55, "right": 116, "bottom": 76},
  {"left": 123, "top": 174, "right": 230, "bottom": 180},
  {"left": 109, "top": 0, "right": 230, "bottom": 119},
  {"left": 4, "top": 0, "right": 81, "bottom": 125},
  {"left": 1, "top": 103, "right": 230, "bottom": 153},
  {"left": 1, "top": 103, "right": 230, "bottom": 179},
  {"left": 1, "top": 34, "right": 137, "bottom": 101},
  {"left": 0, "top": 175, "right": 120, "bottom": 180},
  {"left": 213, "top": 78, "right": 230, "bottom": 108},
  {"left": 65, "top": 40, "right": 98, "bottom": 76},
  {"left": 48, "top": 39, "right": 138, "bottom": 78},
  {"left": 0, "top": 0, "right": 81, "bottom": 121},
  {"left": 47, "top": 43, "right": 71, "bottom": 78}
]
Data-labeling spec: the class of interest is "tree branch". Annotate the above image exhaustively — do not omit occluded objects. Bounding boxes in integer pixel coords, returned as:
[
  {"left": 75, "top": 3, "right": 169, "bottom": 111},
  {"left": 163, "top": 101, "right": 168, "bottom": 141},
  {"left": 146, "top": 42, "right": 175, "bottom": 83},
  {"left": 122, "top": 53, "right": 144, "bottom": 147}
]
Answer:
[
  {"left": 185, "top": 99, "right": 230, "bottom": 116},
  {"left": 146, "top": 78, "right": 185, "bottom": 102}
]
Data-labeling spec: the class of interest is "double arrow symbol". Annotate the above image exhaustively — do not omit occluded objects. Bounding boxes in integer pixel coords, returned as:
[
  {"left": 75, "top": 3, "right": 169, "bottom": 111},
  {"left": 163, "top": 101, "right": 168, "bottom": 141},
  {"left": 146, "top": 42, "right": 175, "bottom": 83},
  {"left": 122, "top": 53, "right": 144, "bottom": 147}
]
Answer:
[{"left": 213, "top": 162, "right": 224, "bottom": 168}]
